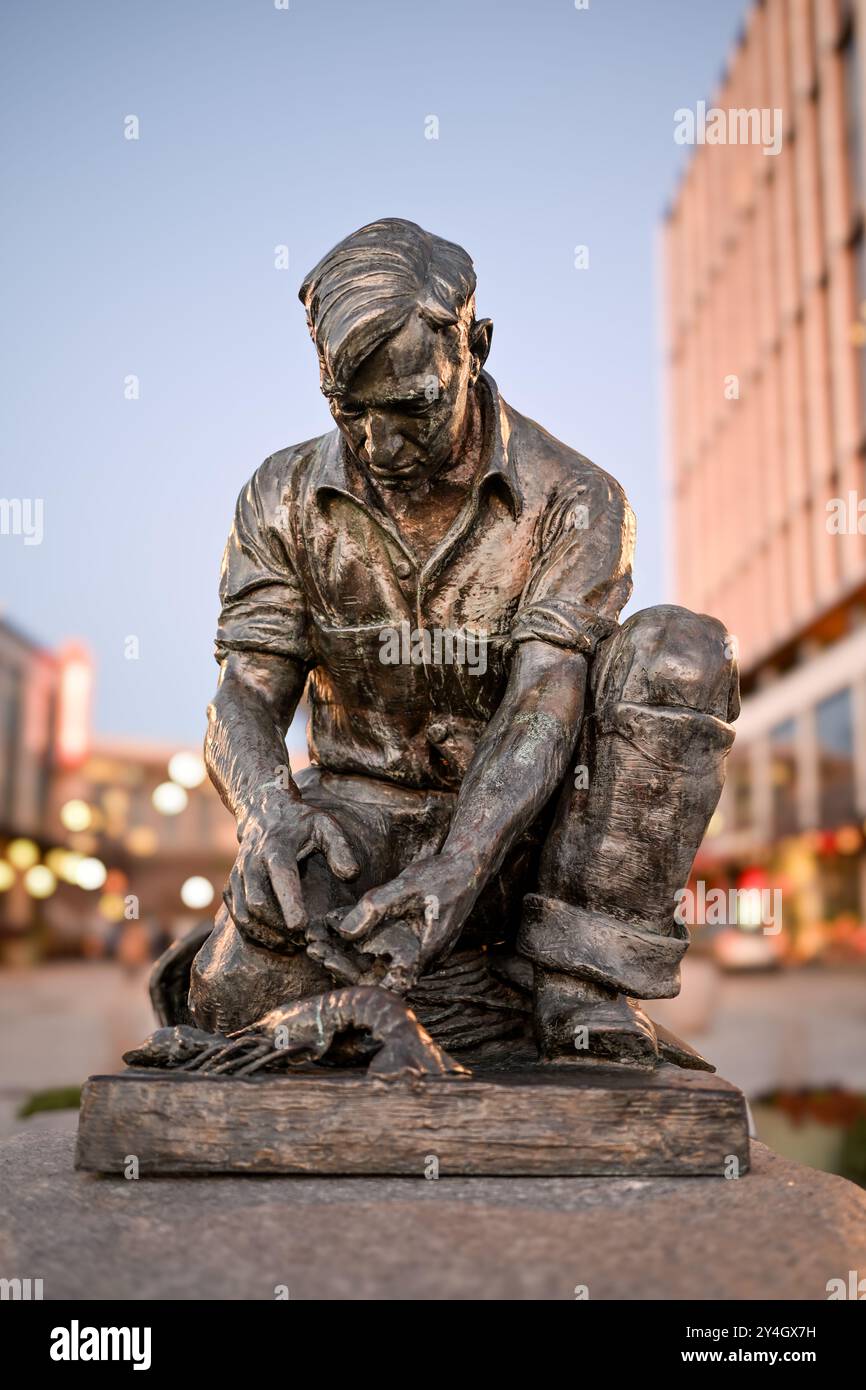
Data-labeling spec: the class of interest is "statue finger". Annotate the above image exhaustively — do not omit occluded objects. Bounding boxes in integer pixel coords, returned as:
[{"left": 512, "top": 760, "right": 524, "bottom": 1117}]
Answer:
[
  {"left": 224, "top": 866, "right": 252, "bottom": 932},
  {"left": 305, "top": 925, "right": 361, "bottom": 985},
  {"left": 242, "top": 857, "right": 284, "bottom": 930},
  {"left": 333, "top": 889, "right": 394, "bottom": 941},
  {"left": 266, "top": 852, "right": 307, "bottom": 937},
  {"left": 316, "top": 817, "right": 360, "bottom": 882}
]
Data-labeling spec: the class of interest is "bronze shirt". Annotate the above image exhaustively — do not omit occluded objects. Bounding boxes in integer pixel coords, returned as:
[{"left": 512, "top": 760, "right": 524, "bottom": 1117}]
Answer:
[{"left": 215, "top": 373, "right": 636, "bottom": 791}]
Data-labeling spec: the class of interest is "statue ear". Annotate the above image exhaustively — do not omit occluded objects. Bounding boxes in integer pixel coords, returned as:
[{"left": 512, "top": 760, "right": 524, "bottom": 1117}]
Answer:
[{"left": 469, "top": 318, "right": 493, "bottom": 376}]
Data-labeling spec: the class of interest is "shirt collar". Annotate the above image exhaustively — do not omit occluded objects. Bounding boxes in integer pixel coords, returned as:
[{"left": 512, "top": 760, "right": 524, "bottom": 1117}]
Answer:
[{"left": 312, "top": 371, "right": 523, "bottom": 520}]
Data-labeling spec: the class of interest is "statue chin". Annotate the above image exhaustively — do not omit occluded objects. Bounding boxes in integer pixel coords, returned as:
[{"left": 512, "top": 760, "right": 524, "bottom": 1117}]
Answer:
[{"left": 364, "top": 457, "right": 427, "bottom": 486}]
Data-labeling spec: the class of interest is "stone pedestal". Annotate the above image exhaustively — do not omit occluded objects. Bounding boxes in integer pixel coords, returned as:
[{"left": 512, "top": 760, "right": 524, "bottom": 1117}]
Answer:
[{"left": 2, "top": 1131, "right": 865, "bottom": 1299}]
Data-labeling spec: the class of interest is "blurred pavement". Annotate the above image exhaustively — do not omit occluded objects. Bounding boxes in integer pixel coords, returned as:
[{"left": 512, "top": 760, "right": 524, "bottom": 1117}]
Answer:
[{"left": 1, "top": 958, "right": 864, "bottom": 1140}]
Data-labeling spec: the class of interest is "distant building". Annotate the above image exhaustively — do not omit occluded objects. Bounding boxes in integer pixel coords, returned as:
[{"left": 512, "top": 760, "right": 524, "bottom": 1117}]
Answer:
[
  {"left": 0, "top": 616, "right": 240, "bottom": 961},
  {"left": 43, "top": 734, "right": 239, "bottom": 960},
  {"left": 0, "top": 615, "right": 58, "bottom": 842},
  {"left": 664, "top": 0, "right": 866, "bottom": 952},
  {"left": 0, "top": 616, "right": 60, "bottom": 940}
]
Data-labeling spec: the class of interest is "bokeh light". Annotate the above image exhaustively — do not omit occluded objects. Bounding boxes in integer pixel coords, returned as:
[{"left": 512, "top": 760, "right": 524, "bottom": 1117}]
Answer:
[
  {"left": 7, "top": 839, "right": 39, "bottom": 870},
  {"left": 59, "top": 799, "right": 92, "bottom": 832},
  {"left": 125, "top": 827, "right": 158, "bottom": 856},
  {"left": 168, "top": 751, "right": 207, "bottom": 789},
  {"left": 98, "top": 893, "right": 126, "bottom": 922},
  {"left": 47, "top": 849, "right": 85, "bottom": 884},
  {"left": 152, "top": 782, "right": 188, "bottom": 816},
  {"left": 180, "top": 876, "right": 215, "bottom": 910},
  {"left": 75, "top": 857, "right": 107, "bottom": 891},
  {"left": 24, "top": 865, "right": 57, "bottom": 898}
]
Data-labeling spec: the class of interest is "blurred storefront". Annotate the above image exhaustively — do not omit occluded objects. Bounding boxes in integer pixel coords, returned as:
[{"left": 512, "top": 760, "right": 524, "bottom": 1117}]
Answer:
[
  {"left": 0, "top": 614, "right": 237, "bottom": 966},
  {"left": 0, "top": 615, "right": 60, "bottom": 942},
  {"left": 665, "top": 0, "right": 866, "bottom": 966}
]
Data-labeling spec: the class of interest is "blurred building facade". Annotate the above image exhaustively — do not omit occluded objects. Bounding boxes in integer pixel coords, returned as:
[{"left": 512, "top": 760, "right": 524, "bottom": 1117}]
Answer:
[
  {"left": 0, "top": 616, "right": 59, "bottom": 938},
  {"left": 0, "top": 614, "right": 237, "bottom": 965},
  {"left": 665, "top": 0, "right": 866, "bottom": 958}
]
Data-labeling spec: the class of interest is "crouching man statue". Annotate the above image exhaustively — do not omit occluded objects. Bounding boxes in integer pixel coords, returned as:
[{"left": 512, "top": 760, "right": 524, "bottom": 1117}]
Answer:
[{"left": 142, "top": 218, "right": 739, "bottom": 1079}]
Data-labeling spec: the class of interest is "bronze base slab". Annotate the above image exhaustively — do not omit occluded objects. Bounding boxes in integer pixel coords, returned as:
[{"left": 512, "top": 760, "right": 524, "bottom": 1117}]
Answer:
[{"left": 76, "top": 1062, "right": 750, "bottom": 1177}]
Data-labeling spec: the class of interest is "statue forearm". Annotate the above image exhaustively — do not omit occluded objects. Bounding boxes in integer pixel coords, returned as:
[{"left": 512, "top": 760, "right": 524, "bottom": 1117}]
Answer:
[
  {"left": 441, "top": 640, "right": 587, "bottom": 884},
  {"left": 205, "top": 652, "right": 307, "bottom": 836},
  {"left": 203, "top": 652, "right": 360, "bottom": 954}
]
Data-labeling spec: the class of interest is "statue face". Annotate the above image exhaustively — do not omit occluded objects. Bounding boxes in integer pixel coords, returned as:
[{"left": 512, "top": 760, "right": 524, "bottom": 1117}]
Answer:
[{"left": 326, "top": 312, "right": 475, "bottom": 488}]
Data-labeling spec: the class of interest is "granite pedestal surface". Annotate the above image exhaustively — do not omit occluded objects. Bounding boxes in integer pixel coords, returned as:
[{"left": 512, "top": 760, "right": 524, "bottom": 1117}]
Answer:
[{"left": 2, "top": 1131, "right": 865, "bottom": 1300}]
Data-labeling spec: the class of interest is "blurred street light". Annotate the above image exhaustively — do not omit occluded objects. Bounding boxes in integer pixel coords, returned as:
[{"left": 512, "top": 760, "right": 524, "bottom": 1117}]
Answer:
[
  {"left": 180, "top": 876, "right": 215, "bottom": 910},
  {"left": 24, "top": 865, "right": 57, "bottom": 898},
  {"left": 60, "top": 798, "right": 92, "bottom": 832},
  {"left": 168, "top": 751, "right": 207, "bottom": 789},
  {"left": 125, "top": 827, "right": 158, "bottom": 856},
  {"left": 7, "top": 839, "right": 39, "bottom": 870},
  {"left": 98, "top": 892, "right": 126, "bottom": 921},
  {"left": 152, "top": 782, "right": 188, "bottom": 816},
  {"left": 75, "top": 857, "right": 107, "bottom": 891},
  {"left": 46, "top": 849, "right": 85, "bottom": 884}
]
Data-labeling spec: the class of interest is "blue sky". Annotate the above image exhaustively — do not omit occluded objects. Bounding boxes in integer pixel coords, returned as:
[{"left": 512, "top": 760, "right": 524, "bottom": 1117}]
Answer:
[{"left": 1, "top": 0, "right": 748, "bottom": 745}]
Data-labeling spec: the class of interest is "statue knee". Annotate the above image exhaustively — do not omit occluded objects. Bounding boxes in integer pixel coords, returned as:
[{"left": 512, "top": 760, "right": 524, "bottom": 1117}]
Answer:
[{"left": 592, "top": 604, "right": 739, "bottom": 721}]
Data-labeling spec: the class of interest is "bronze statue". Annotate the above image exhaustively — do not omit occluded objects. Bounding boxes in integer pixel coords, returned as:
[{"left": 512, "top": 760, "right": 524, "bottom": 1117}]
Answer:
[{"left": 134, "top": 218, "right": 739, "bottom": 1079}]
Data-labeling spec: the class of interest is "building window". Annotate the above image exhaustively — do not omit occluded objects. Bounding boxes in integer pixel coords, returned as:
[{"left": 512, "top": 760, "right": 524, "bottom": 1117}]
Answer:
[
  {"left": 770, "top": 718, "right": 798, "bottom": 837},
  {"left": 727, "top": 753, "right": 752, "bottom": 831},
  {"left": 816, "top": 688, "right": 856, "bottom": 826},
  {"left": 819, "top": 854, "right": 860, "bottom": 920},
  {"left": 843, "top": 29, "right": 863, "bottom": 216},
  {"left": 2, "top": 665, "right": 22, "bottom": 830},
  {"left": 855, "top": 232, "right": 866, "bottom": 435}
]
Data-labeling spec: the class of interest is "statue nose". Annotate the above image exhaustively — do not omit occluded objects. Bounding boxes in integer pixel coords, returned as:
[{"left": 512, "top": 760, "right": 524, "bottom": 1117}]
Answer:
[{"left": 364, "top": 414, "right": 401, "bottom": 463}]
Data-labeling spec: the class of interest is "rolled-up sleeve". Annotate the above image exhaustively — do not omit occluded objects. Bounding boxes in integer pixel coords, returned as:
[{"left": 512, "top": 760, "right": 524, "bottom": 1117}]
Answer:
[
  {"left": 214, "top": 457, "right": 312, "bottom": 667},
  {"left": 510, "top": 470, "right": 635, "bottom": 657}
]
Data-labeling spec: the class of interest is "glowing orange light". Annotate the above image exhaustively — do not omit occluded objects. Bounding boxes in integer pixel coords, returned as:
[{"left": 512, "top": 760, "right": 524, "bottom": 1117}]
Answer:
[
  {"left": 98, "top": 893, "right": 126, "bottom": 922},
  {"left": 835, "top": 826, "right": 861, "bottom": 855},
  {"left": 56, "top": 644, "right": 93, "bottom": 769}
]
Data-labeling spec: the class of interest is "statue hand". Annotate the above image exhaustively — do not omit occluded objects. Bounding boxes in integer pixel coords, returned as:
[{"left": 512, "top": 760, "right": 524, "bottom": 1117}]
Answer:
[
  {"left": 226, "top": 798, "right": 359, "bottom": 951},
  {"left": 334, "top": 852, "right": 480, "bottom": 992}
]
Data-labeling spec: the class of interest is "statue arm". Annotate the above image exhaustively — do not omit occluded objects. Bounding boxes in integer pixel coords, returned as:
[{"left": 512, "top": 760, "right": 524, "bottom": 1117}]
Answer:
[
  {"left": 205, "top": 649, "right": 306, "bottom": 831},
  {"left": 335, "top": 639, "right": 586, "bottom": 986},
  {"left": 440, "top": 638, "right": 587, "bottom": 880},
  {"left": 205, "top": 650, "right": 359, "bottom": 949}
]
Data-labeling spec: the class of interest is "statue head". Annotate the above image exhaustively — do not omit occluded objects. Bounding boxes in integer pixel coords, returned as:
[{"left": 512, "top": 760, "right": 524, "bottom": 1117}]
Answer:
[{"left": 299, "top": 218, "right": 493, "bottom": 487}]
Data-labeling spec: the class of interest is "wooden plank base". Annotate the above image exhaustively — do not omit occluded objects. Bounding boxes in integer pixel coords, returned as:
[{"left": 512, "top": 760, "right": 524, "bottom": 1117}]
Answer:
[{"left": 75, "top": 1062, "right": 750, "bottom": 1177}]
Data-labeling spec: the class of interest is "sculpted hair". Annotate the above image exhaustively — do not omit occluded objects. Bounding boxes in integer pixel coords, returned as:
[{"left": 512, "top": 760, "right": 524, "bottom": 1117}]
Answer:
[{"left": 298, "top": 218, "right": 477, "bottom": 394}]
